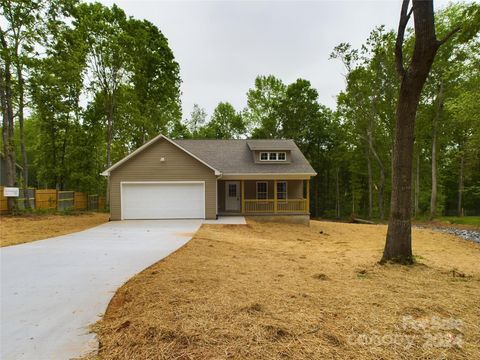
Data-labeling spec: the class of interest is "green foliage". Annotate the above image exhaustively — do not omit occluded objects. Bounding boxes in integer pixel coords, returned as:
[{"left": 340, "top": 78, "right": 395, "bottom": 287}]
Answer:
[
  {"left": 199, "top": 102, "right": 245, "bottom": 139},
  {"left": 245, "top": 75, "right": 286, "bottom": 138},
  {"left": 2, "top": 0, "right": 478, "bottom": 219},
  {"left": 185, "top": 104, "right": 208, "bottom": 138},
  {"left": 1, "top": 0, "right": 181, "bottom": 194}
]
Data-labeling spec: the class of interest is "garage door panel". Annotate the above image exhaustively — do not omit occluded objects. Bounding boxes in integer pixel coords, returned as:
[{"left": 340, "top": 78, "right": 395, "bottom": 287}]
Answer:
[{"left": 122, "top": 182, "right": 204, "bottom": 219}]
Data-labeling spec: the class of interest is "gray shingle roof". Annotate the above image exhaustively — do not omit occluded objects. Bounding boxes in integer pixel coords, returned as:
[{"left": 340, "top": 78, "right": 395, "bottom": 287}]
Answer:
[
  {"left": 173, "top": 139, "right": 316, "bottom": 175},
  {"left": 246, "top": 140, "right": 295, "bottom": 151}
]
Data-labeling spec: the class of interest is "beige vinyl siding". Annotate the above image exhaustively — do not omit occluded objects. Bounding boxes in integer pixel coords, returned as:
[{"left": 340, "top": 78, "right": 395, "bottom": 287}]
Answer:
[
  {"left": 109, "top": 138, "right": 217, "bottom": 220},
  {"left": 217, "top": 180, "right": 226, "bottom": 212}
]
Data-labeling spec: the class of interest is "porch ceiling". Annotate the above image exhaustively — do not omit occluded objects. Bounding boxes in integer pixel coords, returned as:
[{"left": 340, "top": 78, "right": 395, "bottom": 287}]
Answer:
[{"left": 220, "top": 174, "right": 312, "bottom": 180}]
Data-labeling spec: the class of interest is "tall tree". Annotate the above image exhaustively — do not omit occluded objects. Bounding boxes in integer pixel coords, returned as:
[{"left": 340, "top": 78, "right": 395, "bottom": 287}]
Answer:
[
  {"left": 76, "top": 3, "right": 128, "bottom": 171},
  {"left": 1, "top": 0, "right": 43, "bottom": 206},
  {"left": 200, "top": 102, "right": 245, "bottom": 139},
  {"left": 382, "top": 0, "right": 479, "bottom": 263},
  {"left": 186, "top": 104, "right": 207, "bottom": 137},
  {"left": 246, "top": 75, "right": 286, "bottom": 138},
  {"left": 122, "top": 17, "right": 181, "bottom": 146}
]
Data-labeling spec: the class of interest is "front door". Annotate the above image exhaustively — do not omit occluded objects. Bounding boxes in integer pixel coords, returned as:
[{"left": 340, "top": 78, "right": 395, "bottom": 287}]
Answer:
[{"left": 225, "top": 181, "right": 240, "bottom": 211}]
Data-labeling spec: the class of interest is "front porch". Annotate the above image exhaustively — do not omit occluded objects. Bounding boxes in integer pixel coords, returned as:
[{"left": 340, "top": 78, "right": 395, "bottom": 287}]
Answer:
[{"left": 217, "top": 179, "right": 310, "bottom": 215}]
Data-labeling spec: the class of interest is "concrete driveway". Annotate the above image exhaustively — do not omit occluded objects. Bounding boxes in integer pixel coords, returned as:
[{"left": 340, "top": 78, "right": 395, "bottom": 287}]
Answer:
[{"left": 0, "top": 220, "right": 206, "bottom": 360}]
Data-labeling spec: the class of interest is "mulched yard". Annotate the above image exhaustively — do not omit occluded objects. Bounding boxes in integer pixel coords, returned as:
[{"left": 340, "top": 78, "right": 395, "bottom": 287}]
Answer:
[
  {"left": 86, "top": 220, "right": 480, "bottom": 360},
  {"left": 0, "top": 212, "right": 109, "bottom": 247}
]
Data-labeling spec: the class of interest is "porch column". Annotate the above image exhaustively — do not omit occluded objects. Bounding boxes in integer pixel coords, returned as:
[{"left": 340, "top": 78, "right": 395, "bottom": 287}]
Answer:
[
  {"left": 306, "top": 179, "right": 310, "bottom": 214},
  {"left": 241, "top": 180, "right": 245, "bottom": 214},
  {"left": 274, "top": 179, "right": 277, "bottom": 213}
]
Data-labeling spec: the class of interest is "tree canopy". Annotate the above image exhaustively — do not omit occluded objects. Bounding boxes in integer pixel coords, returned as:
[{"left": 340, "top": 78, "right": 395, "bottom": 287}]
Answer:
[{"left": 1, "top": 0, "right": 479, "bottom": 218}]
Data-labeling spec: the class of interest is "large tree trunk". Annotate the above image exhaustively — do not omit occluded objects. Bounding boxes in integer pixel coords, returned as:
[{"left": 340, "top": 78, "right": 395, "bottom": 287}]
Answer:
[
  {"left": 457, "top": 152, "right": 464, "bottom": 217},
  {"left": 383, "top": 0, "right": 443, "bottom": 264},
  {"left": 17, "top": 65, "right": 30, "bottom": 208},
  {"left": 430, "top": 82, "right": 443, "bottom": 219},
  {"left": 1, "top": 32, "right": 17, "bottom": 211}
]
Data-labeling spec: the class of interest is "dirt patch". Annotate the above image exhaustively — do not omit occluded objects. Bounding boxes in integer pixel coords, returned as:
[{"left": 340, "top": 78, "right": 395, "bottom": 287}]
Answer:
[
  {"left": 87, "top": 220, "right": 480, "bottom": 359},
  {"left": 0, "top": 212, "right": 109, "bottom": 247}
]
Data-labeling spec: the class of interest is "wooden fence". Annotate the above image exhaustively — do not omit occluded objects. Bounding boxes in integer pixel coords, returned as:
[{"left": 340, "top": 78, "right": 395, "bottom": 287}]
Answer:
[
  {"left": 0, "top": 186, "right": 105, "bottom": 214},
  {"left": 74, "top": 192, "right": 88, "bottom": 210},
  {"left": 0, "top": 187, "right": 7, "bottom": 213},
  {"left": 18, "top": 189, "right": 35, "bottom": 209},
  {"left": 36, "top": 189, "right": 57, "bottom": 210}
]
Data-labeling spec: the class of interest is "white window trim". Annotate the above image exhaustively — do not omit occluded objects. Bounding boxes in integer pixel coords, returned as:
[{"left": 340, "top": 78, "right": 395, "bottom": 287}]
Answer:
[
  {"left": 277, "top": 181, "right": 287, "bottom": 201},
  {"left": 259, "top": 151, "right": 287, "bottom": 162},
  {"left": 256, "top": 181, "right": 268, "bottom": 200}
]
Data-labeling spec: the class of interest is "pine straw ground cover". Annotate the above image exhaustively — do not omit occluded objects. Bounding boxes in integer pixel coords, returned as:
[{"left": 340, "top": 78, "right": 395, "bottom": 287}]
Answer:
[
  {"left": 87, "top": 220, "right": 480, "bottom": 360},
  {"left": 0, "top": 212, "right": 109, "bottom": 247}
]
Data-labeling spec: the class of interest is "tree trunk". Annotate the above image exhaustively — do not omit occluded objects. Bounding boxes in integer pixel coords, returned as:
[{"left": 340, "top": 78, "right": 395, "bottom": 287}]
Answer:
[
  {"left": 314, "top": 175, "right": 320, "bottom": 217},
  {"left": 352, "top": 189, "right": 355, "bottom": 216},
  {"left": 106, "top": 102, "right": 113, "bottom": 170},
  {"left": 105, "top": 92, "right": 115, "bottom": 207},
  {"left": 367, "top": 128, "right": 386, "bottom": 220},
  {"left": 17, "top": 64, "right": 30, "bottom": 208},
  {"left": 415, "top": 153, "right": 420, "bottom": 216},
  {"left": 430, "top": 82, "right": 443, "bottom": 219},
  {"left": 383, "top": 0, "right": 441, "bottom": 264},
  {"left": 457, "top": 152, "right": 464, "bottom": 217},
  {"left": 335, "top": 167, "right": 340, "bottom": 218},
  {"left": 0, "top": 33, "right": 17, "bottom": 211},
  {"left": 366, "top": 147, "right": 373, "bottom": 219}
]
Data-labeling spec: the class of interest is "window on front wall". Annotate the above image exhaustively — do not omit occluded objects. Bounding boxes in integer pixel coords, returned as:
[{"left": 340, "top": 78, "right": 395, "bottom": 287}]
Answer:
[
  {"left": 277, "top": 181, "right": 287, "bottom": 200},
  {"left": 256, "top": 181, "right": 268, "bottom": 199}
]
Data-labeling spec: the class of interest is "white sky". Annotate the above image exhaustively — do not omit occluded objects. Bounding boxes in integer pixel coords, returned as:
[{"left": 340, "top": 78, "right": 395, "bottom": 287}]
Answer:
[{"left": 97, "top": 0, "right": 453, "bottom": 119}]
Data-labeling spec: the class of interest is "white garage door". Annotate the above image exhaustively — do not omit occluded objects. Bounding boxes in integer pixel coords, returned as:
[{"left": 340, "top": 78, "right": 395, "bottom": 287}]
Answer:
[{"left": 121, "top": 182, "right": 205, "bottom": 220}]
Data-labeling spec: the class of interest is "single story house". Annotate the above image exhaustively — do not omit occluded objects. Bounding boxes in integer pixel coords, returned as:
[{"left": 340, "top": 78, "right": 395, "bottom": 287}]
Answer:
[{"left": 101, "top": 135, "right": 316, "bottom": 222}]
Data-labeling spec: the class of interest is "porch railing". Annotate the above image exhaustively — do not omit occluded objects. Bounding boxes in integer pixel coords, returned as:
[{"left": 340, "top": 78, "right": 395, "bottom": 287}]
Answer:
[
  {"left": 243, "top": 198, "right": 307, "bottom": 214},
  {"left": 277, "top": 199, "right": 307, "bottom": 213}
]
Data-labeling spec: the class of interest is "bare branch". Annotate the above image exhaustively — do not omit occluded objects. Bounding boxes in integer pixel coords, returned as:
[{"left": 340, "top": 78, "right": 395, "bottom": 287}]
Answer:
[
  {"left": 437, "top": 27, "right": 461, "bottom": 47},
  {"left": 395, "top": 0, "right": 412, "bottom": 78},
  {"left": 407, "top": 5, "right": 414, "bottom": 20}
]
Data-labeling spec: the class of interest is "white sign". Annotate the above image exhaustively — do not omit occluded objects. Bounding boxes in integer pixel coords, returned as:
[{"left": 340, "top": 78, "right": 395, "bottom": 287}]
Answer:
[{"left": 3, "top": 187, "right": 19, "bottom": 197}]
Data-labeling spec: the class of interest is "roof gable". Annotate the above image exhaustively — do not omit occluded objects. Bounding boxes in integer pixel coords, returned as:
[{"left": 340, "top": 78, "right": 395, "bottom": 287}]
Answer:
[{"left": 101, "top": 135, "right": 221, "bottom": 176}]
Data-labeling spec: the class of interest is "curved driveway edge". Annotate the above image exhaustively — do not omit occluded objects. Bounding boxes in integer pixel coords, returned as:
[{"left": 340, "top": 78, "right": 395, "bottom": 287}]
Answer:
[{"left": 1, "top": 220, "right": 204, "bottom": 360}]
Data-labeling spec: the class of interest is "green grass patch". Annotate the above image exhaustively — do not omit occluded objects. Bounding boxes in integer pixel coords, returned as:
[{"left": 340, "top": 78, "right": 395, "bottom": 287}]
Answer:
[{"left": 437, "top": 216, "right": 480, "bottom": 226}]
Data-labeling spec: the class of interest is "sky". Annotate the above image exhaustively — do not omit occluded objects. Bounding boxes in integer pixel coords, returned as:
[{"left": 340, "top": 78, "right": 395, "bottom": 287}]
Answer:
[{"left": 98, "top": 0, "right": 453, "bottom": 119}]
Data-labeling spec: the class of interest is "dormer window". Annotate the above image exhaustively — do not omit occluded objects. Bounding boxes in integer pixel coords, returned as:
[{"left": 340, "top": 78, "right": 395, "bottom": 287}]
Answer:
[{"left": 259, "top": 152, "right": 287, "bottom": 162}]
